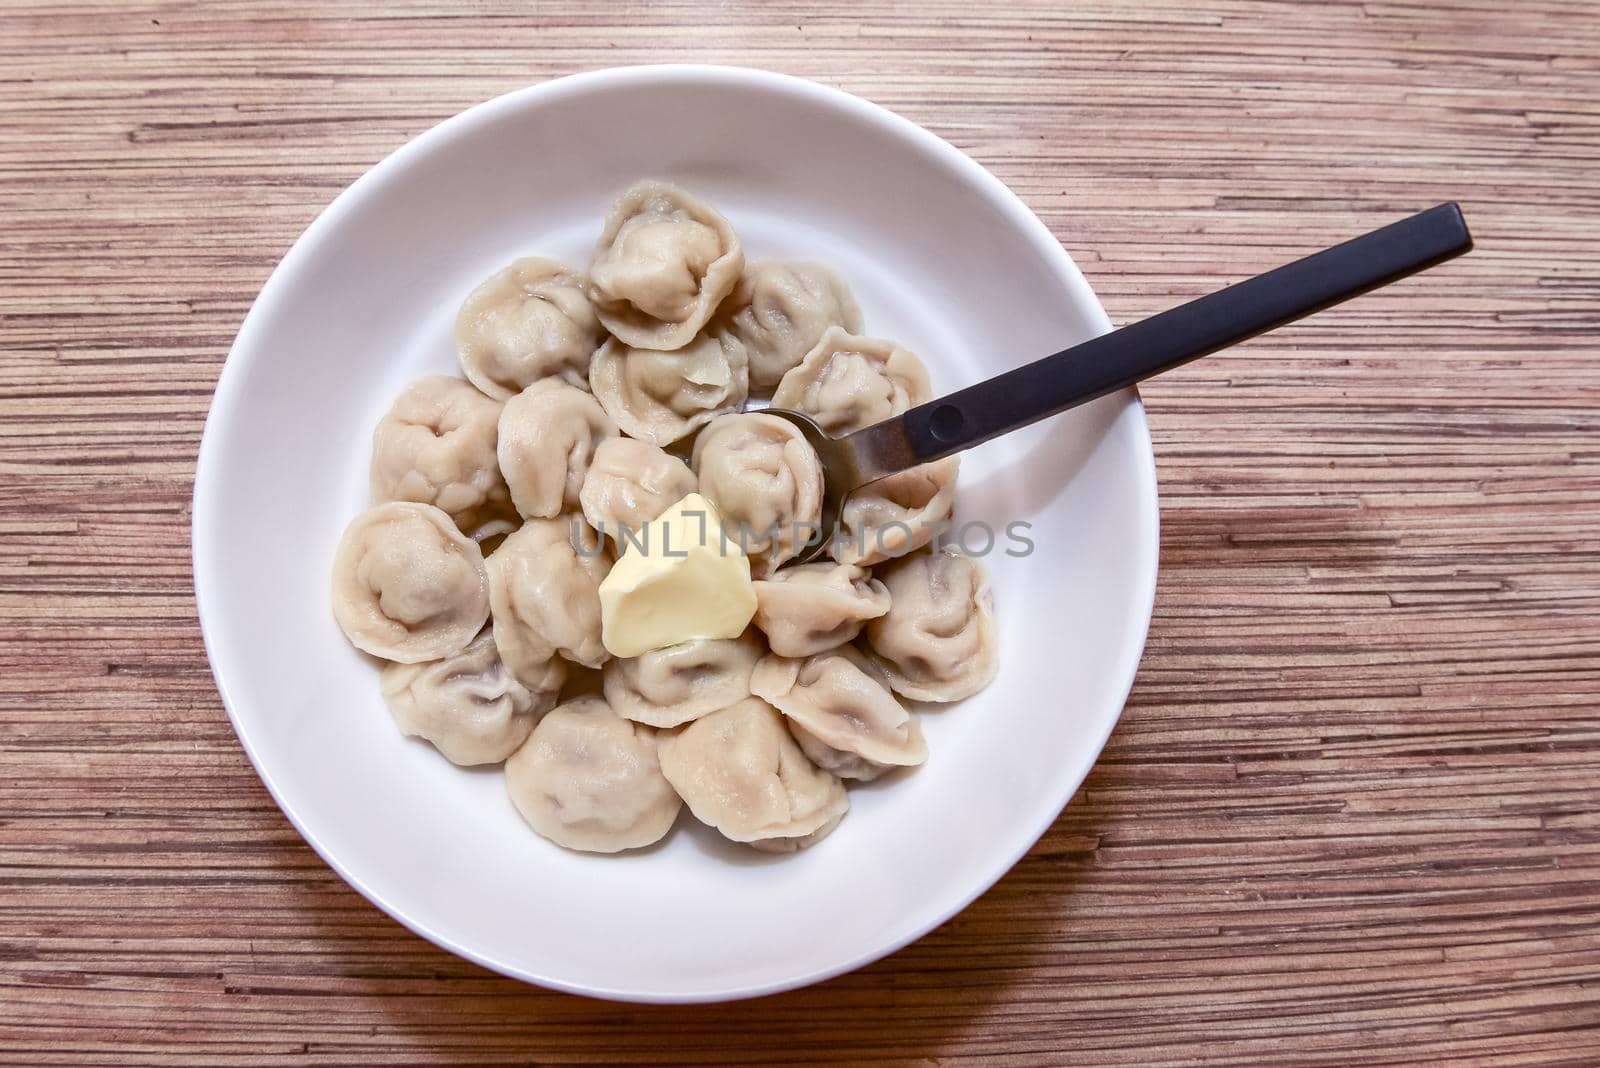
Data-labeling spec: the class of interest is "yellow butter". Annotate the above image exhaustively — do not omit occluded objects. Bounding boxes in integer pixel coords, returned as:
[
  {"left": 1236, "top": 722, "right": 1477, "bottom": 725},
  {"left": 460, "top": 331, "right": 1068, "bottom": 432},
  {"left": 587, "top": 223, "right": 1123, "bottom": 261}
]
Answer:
[{"left": 598, "top": 493, "right": 757, "bottom": 658}]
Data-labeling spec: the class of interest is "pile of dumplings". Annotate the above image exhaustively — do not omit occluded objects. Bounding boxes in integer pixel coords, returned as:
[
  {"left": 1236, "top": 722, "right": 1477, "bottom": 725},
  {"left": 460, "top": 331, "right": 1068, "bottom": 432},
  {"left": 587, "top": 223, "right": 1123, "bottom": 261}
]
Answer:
[{"left": 330, "top": 179, "right": 999, "bottom": 856}]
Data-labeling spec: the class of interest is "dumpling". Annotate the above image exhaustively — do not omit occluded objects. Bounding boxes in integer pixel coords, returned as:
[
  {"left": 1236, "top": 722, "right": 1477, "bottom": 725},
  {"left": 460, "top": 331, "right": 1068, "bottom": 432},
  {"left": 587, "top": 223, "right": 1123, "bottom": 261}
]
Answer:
[
  {"left": 864, "top": 547, "right": 998, "bottom": 702},
  {"left": 504, "top": 695, "right": 681, "bottom": 853},
  {"left": 750, "top": 646, "right": 926, "bottom": 782},
  {"left": 770, "top": 327, "right": 932, "bottom": 435},
  {"left": 497, "top": 378, "right": 618, "bottom": 520},
  {"left": 379, "top": 627, "right": 563, "bottom": 766},
  {"left": 487, "top": 517, "right": 612, "bottom": 674},
  {"left": 331, "top": 501, "right": 489, "bottom": 662},
  {"left": 657, "top": 697, "right": 848, "bottom": 851},
  {"left": 588, "top": 331, "right": 748, "bottom": 446},
  {"left": 588, "top": 180, "right": 744, "bottom": 350},
  {"left": 578, "top": 437, "right": 696, "bottom": 546},
  {"left": 455, "top": 257, "right": 603, "bottom": 400},
  {"left": 832, "top": 457, "right": 960, "bottom": 567},
  {"left": 751, "top": 562, "right": 890, "bottom": 657},
  {"left": 722, "top": 260, "right": 863, "bottom": 394},
  {"left": 370, "top": 375, "right": 512, "bottom": 538},
  {"left": 692, "top": 412, "right": 824, "bottom": 577},
  {"left": 745, "top": 811, "right": 845, "bottom": 854},
  {"left": 602, "top": 630, "right": 764, "bottom": 729}
]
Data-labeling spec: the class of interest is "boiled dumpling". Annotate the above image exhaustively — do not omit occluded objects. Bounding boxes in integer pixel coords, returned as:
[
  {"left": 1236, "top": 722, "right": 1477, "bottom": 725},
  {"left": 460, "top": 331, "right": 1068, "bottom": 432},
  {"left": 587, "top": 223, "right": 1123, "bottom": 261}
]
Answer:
[
  {"left": 603, "top": 630, "right": 764, "bottom": 729},
  {"left": 578, "top": 437, "right": 697, "bottom": 546},
  {"left": 750, "top": 645, "right": 926, "bottom": 782},
  {"left": 723, "top": 260, "right": 863, "bottom": 394},
  {"left": 589, "top": 180, "right": 744, "bottom": 350},
  {"left": 497, "top": 378, "right": 618, "bottom": 520},
  {"left": 865, "top": 547, "right": 997, "bottom": 702},
  {"left": 657, "top": 697, "right": 848, "bottom": 851},
  {"left": 380, "top": 627, "right": 563, "bottom": 765},
  {"left": 832, "top": 457, "right": 960, "bottom": 567},
  {"left": 588, "top": 331, "right": 748, "bottom": 446},
  {"left": 487, "top": 517, "right": 612, "bottom": 674},
  {"left": 750, "top": 562, "right": 890, "bottom": 657},
  {"left": 746, "top": 811, "right": 845, "bottom": 854},
  {"left": 505, "top": 695, "right": 681, "bottom": 853},
  {"left": 455, "top": 257, "right": 603, "bottom": 400},
  {"left": 770, "top": 327, "right": 932, "bottom": 435},
  {"left": 370, "top": 375, "right": 512, "bottom": 538},
  {"left": 331, "top": 501, "right": 489, "bottom": 663},
  {"left": 692, "top": 412, "right": 824, "bottom": 577}
]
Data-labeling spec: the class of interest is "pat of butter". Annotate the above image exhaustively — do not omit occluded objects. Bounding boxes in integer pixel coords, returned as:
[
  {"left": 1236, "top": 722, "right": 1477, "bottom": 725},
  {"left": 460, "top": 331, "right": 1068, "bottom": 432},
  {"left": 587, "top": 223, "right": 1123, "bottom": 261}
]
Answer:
[{"left": 598, "top": 493, "right": 757, "bottom": 658}]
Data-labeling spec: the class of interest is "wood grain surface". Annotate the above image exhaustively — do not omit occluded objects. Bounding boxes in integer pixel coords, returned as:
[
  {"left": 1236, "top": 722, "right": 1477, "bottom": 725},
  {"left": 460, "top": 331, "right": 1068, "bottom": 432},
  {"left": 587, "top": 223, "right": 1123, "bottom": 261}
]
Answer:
[{"left": 3, "top": 0, "right": 1598, "bottom": 1063}]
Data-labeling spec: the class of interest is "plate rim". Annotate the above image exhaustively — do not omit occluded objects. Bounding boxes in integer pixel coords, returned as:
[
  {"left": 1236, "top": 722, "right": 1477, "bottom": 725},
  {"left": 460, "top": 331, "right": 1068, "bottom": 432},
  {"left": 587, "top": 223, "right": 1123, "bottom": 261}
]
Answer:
[{"left": 191, "top": 63, "right": 1161, "bottom": 1003}]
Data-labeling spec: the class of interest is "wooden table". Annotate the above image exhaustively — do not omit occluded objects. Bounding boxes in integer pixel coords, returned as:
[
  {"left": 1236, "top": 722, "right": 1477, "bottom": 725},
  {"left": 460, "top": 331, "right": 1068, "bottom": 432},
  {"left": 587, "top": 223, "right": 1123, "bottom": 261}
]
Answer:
[{"left": 3, "top": 1, "right": 1597, "bottom": 1063}]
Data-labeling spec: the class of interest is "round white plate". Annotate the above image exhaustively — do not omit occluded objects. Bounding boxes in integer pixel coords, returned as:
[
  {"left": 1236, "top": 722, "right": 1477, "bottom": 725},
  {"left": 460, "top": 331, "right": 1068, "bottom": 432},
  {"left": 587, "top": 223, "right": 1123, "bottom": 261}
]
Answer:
[{"left": 192, "top": 65, "right": 1159, "bottom": 1003}]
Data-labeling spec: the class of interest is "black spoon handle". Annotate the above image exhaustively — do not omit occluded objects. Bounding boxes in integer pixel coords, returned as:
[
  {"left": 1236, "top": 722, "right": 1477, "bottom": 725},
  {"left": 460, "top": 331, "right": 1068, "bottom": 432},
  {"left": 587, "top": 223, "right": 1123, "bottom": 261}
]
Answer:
[{"left": 852, "top": 202, "right": 1473, "bottom": 472}]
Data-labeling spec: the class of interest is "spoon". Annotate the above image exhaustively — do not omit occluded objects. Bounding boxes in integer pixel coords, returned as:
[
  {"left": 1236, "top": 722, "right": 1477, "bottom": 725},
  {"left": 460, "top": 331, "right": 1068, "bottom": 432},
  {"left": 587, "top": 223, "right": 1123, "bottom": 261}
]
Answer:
[{"left": 768, "top": 202, "right": 1473, "bottom": 563}]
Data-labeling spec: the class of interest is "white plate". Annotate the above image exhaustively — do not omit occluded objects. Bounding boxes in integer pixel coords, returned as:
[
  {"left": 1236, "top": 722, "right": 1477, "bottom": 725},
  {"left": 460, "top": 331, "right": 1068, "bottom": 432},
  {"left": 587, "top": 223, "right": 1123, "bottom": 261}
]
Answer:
[{"left": 192, "top": 65, "right": 1159, "bottom": 1003}]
